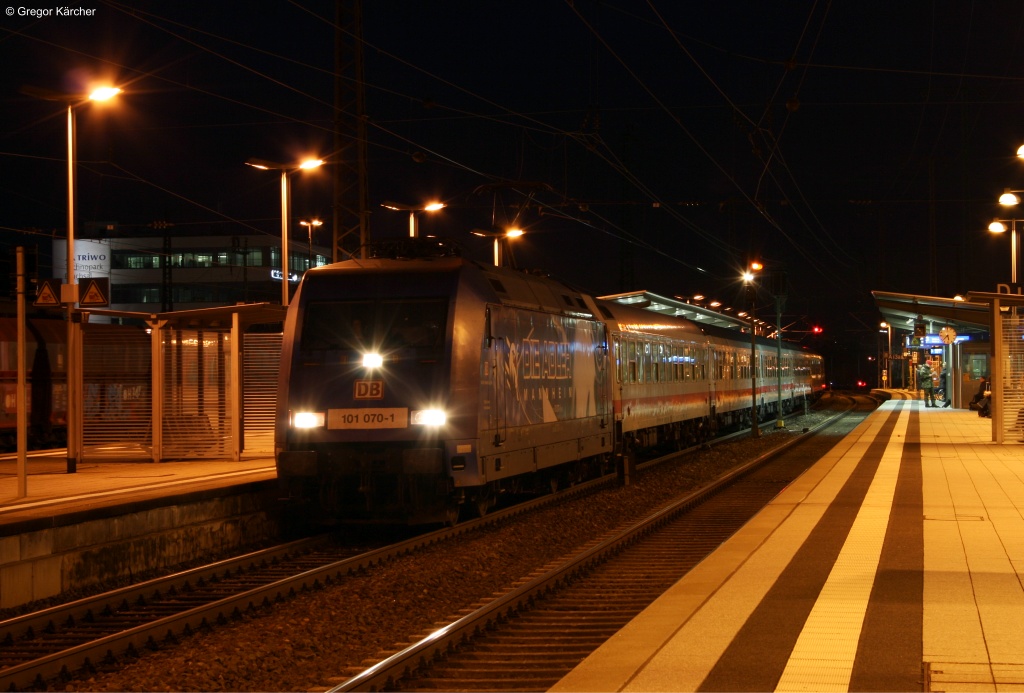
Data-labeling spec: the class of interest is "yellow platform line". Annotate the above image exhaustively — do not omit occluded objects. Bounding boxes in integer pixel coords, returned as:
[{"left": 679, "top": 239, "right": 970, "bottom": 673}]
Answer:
[{"left": 774, "top": 405, "right": 909, "bottom": 692}]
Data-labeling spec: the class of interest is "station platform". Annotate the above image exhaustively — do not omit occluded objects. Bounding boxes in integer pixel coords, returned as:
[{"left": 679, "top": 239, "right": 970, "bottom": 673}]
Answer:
[
  {"left": 0, "top": 452, "right": 276, "bottom": 529},
  {"left": 0, "top": 449, "right": 280, "bottom": 610},
  {"left": 552, "top": 392, "right": 1024, "bottom": 692}
]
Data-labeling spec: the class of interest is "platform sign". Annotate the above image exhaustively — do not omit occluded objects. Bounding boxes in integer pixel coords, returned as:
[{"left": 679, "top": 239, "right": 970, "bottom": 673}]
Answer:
[
  {"left": 33, "top": 279, "right": 61, "bottom": 307},
  {"left": 78, "top": 278, "right": 109, "bottom": 307}
]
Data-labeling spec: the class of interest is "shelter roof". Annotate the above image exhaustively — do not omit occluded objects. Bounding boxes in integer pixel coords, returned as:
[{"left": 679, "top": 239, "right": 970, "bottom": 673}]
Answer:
[{"left": 871, "top": 290, "right": 990, "bottom": 337}]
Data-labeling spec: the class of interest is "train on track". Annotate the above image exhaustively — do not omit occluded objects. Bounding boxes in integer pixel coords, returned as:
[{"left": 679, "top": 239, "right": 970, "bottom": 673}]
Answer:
[{"left": 275, "top": 245, "right": 824, "bottom": 524}]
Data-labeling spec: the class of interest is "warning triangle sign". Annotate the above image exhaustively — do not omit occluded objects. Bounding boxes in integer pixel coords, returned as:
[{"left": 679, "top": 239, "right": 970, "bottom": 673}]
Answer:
[
  {"left": 33, "top": 279, "right": 61, "bottom": 307},
  {"left": 79, "top": 278, "right": 109, "bottom": 307}
]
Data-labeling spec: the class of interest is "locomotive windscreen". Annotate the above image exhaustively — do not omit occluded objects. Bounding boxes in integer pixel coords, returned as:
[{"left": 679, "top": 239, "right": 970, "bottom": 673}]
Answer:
[{"left": 299, "top": 298, "right": 448, "bottom": 354}]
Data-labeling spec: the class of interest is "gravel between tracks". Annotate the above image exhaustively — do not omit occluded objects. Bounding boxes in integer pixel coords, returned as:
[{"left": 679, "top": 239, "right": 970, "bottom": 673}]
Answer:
[{"left": 63, "top": 404, "right": 844, "bottom": 692}]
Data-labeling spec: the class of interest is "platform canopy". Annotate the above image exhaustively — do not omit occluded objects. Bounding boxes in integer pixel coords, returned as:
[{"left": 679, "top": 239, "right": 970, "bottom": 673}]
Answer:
[
  {"left": 600, "top": 290, "right": 751, "bottom": 331},
  {"left": 871, "top": 290, "right": 991, "bottom": 339},
  {"left": 75, "top": 302, "right": 286, "bottom": 330}
]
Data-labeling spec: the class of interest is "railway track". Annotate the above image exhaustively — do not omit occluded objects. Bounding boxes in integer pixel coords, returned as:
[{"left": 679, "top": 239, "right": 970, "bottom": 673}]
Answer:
[
  {"left": 330, "top": 399, "right": 866, "bottom": 692},
  {"left": 0, "top": 433, "right": 689, "bottom": 691},
  {"left": 0, "top": 400, "right": 855, "bottom": 691}
]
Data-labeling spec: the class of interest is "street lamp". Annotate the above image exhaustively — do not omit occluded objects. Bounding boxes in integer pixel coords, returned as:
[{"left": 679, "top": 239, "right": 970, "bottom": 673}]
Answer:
[
  {"left": 880, "top": 321, "right": 893, "bottom": 388},
  {"left": 22, "top": 84, "right": 122, "bottom": 474},
  {"left": 992, "top": 187, "right": 1024, "bottom": 284},
  {"left": 245, "top": 157, "right": 323, "bottom": 306},
  {"left": 381, "top": 200, "right": 445, "bottom": 238},
  {"left": 471, "top": 227, "right": 524, "bottom": 266},
  {"left": 300, "top": 219, "right": 323, "bottom": 272},
  {"left": 988, "top": 220, "right": 1017, "bottom": 283},
  {"left": 744, "top": 262, "right": 762, "bottom": 437}
]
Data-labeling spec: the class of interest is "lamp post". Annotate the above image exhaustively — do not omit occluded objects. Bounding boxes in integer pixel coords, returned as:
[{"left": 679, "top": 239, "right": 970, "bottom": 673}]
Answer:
[
  {"left": 744, "top": 262, "right": 762, "bottom": 437},
  {"left": 880, "top": 321, "right": 893, "bottom": 388},
  {"left": 989, "top": 218, "right": 1020, "bottom": 285},
  {"left": 246, "top": 157, "right": 323, "bottom": 307},
  {"left": 300, "top": 219, "right": 323, "bottom": 272},
  {"left": 471, "top": 227, "right": 524, "bottom": 266},
  {"left": 381, "top": 201, "right": 445, "bottom": 238},
  {"left": 23, "top": 85, "right": 122, "bottom": 474},
  {"left": 994, "top": 188, "right": 1024, "bottom": 284}
]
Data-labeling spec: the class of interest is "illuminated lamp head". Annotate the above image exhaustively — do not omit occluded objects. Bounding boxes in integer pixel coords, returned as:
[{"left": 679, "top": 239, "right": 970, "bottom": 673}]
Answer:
[
  {"left": 292, "top": 411, "right": 325, "bottom": 429},
  {"left": 411, "top": 409, "right": 446, "bottom": 426}
]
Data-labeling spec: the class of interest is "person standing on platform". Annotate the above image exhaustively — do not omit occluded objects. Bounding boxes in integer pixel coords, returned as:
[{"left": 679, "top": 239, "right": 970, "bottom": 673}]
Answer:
[
  {"left": 918, "top": 362, "right": 936, "bottom": 407},
  {"left": 941, "top": 368, "right": 951, "bottom": 407}
]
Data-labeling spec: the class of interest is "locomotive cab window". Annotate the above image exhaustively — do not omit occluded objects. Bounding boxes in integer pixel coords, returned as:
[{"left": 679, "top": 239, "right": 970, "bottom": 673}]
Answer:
[{"left": 299, "top": 299, "right": 448, "bottom": 357}]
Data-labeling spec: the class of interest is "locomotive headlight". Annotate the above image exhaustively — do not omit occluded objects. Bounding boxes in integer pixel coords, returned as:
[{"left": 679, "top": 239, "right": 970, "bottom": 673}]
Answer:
[
  {"left": 362, "top": 352, "right": 383, "bottom": 368},
  {"left": 292, "top": 411, "right": 325, "bottom": 429},
  {"left": 411, "top": 409, "right": 446, "bottom": 426}
]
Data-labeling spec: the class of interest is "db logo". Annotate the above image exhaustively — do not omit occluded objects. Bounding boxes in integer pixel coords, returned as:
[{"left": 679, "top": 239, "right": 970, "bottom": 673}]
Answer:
[{"left": 354, "top": 380, "right": 384, "bottom": 400}]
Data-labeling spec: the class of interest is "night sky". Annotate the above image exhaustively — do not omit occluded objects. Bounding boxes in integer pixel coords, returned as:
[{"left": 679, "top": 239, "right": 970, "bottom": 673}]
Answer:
[{"left": 4, "top": 1, "right": 1024, "bottom": 383}]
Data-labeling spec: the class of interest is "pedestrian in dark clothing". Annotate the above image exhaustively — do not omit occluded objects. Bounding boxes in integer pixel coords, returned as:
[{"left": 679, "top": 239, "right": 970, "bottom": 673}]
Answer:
[
  {"left": 918, "top": 363, "right": 936, "bottom": 407},
  {"left": 941, "top": 369, "right": 951, "bottom": 407},
  {"left": 974, "top": 377, "right": 991, "bottom": 417}
]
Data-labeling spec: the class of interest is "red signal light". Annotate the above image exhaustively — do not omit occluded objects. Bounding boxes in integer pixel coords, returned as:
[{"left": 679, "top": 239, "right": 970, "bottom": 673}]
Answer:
[{"left": 812, "top": 326, "right": 823, "bottom": 334}]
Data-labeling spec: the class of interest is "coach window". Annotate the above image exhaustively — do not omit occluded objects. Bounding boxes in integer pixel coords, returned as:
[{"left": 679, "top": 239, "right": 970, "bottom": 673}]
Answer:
[{"left": 628, "top": 340, "right": 638, "bottom": 383}]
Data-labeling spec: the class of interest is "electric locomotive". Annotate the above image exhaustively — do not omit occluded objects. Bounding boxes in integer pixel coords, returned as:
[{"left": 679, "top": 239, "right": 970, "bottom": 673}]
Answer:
[{"left": 275, "top": 250, "right": 822, "bottom": 524}]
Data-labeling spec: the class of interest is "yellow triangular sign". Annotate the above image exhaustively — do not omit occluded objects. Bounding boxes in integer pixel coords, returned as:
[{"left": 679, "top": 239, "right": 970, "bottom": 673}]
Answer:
[
  {"left": 33, "top": 280, "right": 60, "bottom": 307},
  {"left": 80, "top": 280, "right": 108, "bottom": 306}
]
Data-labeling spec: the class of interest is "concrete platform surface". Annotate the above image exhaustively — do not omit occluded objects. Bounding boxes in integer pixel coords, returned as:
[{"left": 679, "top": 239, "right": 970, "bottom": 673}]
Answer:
[
  {"left": 0, "top": 452, "right": 276, "bottom": 527},
  {"left": 552, "top": 393, "right": 1024, "bottom": 692}
]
